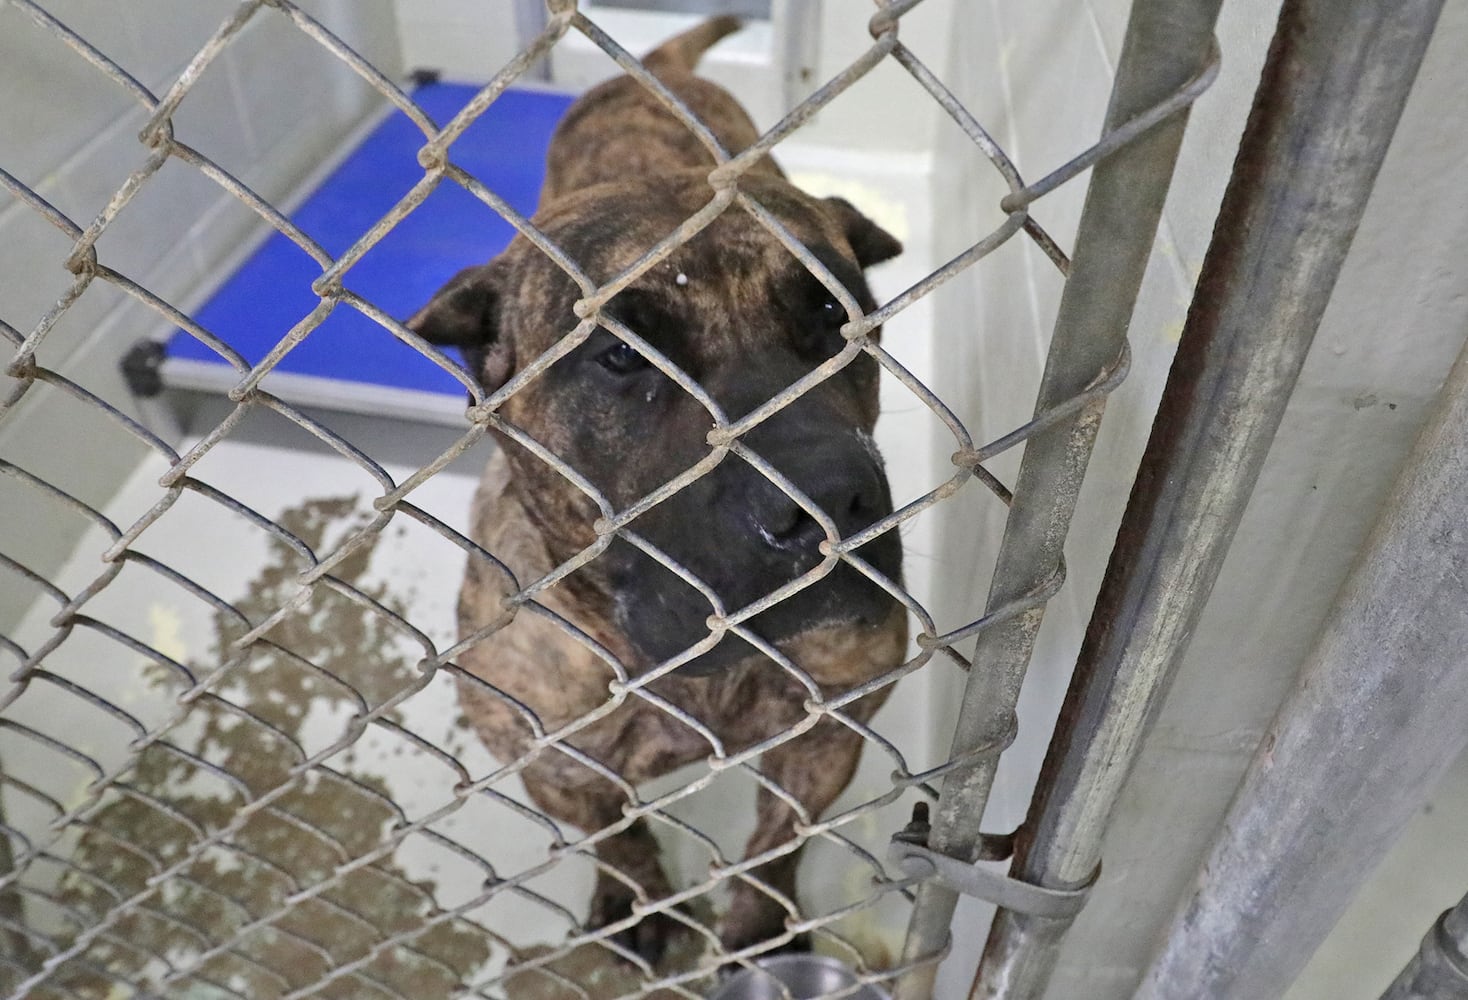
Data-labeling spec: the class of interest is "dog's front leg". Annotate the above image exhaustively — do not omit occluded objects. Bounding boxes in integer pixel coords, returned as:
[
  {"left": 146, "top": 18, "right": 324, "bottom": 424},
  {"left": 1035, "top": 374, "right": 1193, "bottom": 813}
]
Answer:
[
  {"left": 520, "top": 760, "right": 683, "bottom": 966},
  {"left": 721, "top": 718, "right": 869, "bottom": 954}
]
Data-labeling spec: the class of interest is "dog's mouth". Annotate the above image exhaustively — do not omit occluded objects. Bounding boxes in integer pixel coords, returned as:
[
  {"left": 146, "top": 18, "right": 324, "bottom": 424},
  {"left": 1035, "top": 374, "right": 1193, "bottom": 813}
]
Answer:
[
  {"left": 608, "top": 523, "right": 902, "bottom": 678},
  {"left": 672, "top": 575, "right": 899, "bottom": 678},
  {"left": 596, "top": 422, "right": 903, "bottom": 678}
]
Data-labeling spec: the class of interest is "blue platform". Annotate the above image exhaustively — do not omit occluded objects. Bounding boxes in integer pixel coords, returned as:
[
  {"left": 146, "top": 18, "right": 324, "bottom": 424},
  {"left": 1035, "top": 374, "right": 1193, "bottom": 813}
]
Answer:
[{"left": 164, "top": 84, "right": 573, "bottom": 414}]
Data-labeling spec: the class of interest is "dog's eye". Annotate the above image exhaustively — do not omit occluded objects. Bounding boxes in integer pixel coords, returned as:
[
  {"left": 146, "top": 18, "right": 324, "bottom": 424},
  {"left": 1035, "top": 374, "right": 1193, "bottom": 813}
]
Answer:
[
  {"left": 818, "top": 294, "right": 845, "bottom": 329},
  {"left": 596, "top": 341, "right": 651, "bottom": 375},
  {"left": 798, "top": 293, "right": 849, "bottom": 359}
]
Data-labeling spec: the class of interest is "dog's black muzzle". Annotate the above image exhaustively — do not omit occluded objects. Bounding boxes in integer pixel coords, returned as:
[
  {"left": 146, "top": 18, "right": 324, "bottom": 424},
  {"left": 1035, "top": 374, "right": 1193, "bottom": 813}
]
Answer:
[{"left": 609, "top": 425, "right": 902, "bottom": 677}]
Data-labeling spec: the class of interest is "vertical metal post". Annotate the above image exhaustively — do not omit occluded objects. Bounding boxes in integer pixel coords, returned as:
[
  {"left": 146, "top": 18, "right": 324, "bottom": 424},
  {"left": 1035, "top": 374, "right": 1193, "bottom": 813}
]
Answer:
[
  {"left": 774, "top": 0, "right": 821, "bottom": 113},
  {"left": 892, "top": 1, "right": 1221, "bottom": 995},
  {"left": 514, "top": 0, "right": 552, "bottom": 80},
  {"left": 969, "top": 0, "right": 1446, "bottom": 997},
  {"left": 1135, "top": 328, "right": 1468, "bottom": 998},
  {"left": 1381, "top": 889, "right": 1468, "bottom": 1000}
]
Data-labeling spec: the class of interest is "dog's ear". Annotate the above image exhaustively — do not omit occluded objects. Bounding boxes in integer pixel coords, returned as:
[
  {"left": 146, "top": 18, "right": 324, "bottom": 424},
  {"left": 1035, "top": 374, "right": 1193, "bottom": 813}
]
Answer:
[
  {"left": 407, "top": 262, "right": 514, "bottom": 390},
  {"left": 824, "top": 197, "right": 902, "bottom": 268}
]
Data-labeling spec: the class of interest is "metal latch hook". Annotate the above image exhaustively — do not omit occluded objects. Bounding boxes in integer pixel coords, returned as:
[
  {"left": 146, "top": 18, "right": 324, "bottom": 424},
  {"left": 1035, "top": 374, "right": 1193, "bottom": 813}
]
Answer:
[{"left": 888, "top": 803, "right": 1097, "bottom": 921}]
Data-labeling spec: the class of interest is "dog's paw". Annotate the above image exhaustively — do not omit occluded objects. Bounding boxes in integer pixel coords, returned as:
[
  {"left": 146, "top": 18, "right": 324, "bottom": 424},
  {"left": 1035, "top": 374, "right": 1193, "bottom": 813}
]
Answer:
[
  {"left": 719, "top": 924, "right": 810, "bottom": 957},
  {"left": 591, "top": 887, "right": 685, "bottom": 967},
  {"left": 718, "top": 899, "right": 805, "bottom": 956}
]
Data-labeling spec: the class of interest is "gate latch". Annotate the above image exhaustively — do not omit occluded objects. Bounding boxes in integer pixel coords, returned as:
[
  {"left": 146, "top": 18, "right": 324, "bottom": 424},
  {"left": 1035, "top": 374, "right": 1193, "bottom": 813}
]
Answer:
[{"left": 887, "top": 804, "right": 1096, "bottom": 920}]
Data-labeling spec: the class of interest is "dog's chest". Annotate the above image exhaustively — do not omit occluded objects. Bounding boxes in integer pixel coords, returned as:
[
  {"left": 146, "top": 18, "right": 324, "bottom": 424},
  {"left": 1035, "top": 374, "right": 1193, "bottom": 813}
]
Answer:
[{"left": 648, "top": 664, "right": 813, "bottom": 749}]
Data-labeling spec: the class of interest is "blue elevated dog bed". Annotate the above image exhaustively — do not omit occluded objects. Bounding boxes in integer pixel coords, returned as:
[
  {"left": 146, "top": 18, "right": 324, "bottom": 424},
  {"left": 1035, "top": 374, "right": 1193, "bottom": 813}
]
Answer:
[{"left": 157, "top": 83, "right": 573, "bottom": 425}]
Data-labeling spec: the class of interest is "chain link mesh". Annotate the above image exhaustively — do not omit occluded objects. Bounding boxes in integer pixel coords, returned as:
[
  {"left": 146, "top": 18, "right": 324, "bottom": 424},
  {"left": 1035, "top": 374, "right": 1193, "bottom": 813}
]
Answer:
[{"left": 0, "top": 1, "right": 1216, "bottom": 996}]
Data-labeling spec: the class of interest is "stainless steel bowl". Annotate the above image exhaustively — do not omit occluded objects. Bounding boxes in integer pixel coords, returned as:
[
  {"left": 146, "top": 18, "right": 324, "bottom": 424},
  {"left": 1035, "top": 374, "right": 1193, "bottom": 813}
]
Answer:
[{"left": 709, "top": 954, "right": 891, "bottom": 1000}]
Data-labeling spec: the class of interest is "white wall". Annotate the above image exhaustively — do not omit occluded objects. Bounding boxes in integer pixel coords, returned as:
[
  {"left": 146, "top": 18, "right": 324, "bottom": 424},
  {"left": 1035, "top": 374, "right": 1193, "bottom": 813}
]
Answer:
[
  {"left": 392, "top": 0, "right": 526, "bottom": 84},
  {"left": 0, "top": 0, "right": 400, "bottom": 634},
  {"left": 391, "top": 1, "right": 960, "bottom": 155}
]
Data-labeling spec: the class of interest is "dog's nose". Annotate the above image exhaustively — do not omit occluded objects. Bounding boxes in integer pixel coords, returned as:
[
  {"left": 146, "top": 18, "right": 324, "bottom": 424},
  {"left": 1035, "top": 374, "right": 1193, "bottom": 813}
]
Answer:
[
  {"left": 751, "top": 467, "right": 886, "bottom": 555},
  {"left": 756, "top": 496, "right": 825, "bottom": 552}
]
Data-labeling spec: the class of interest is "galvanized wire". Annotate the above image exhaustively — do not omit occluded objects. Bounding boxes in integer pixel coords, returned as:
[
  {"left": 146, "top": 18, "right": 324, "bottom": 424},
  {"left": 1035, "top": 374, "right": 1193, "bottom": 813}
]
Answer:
[{"left": 0, "top": 0, "right": 1215, "bottom": 996}]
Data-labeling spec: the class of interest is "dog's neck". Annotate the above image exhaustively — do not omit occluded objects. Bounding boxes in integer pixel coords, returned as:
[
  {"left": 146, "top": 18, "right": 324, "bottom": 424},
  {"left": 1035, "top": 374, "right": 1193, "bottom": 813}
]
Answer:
[{"left": 470, "top": 448, "right": 629, "bottom": 663}]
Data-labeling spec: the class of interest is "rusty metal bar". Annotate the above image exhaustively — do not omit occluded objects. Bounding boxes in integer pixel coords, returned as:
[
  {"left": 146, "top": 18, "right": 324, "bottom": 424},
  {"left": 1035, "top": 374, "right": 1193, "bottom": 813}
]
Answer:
[
  {"left": 969, "top": 0, "right": 1446, "bottom": 996},
  {"left": 1135, "top": 320, "right": 1468, "bottom": 997},
  {"left": 890, "top": 0, "right": 1222, "bottom": 995},
  {"left": 1381, "top": 889, "right": 1468, "bottom": 1000}
]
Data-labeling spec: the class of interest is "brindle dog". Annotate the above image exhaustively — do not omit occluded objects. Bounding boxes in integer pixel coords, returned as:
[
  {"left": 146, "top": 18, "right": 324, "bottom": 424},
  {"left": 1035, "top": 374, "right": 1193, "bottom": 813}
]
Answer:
[{"left": 407, "top": 17, "right": 907, "bottom": 963}]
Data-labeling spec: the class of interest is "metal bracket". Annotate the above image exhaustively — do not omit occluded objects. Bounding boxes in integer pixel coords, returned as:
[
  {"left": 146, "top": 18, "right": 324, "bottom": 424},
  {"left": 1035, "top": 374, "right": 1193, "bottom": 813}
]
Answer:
[
  {"left": 120, "top": 340, "right": 166, "bottom": 398},
  {"left": 887, "top": 804, "right": 1096, "bottom": 920}
]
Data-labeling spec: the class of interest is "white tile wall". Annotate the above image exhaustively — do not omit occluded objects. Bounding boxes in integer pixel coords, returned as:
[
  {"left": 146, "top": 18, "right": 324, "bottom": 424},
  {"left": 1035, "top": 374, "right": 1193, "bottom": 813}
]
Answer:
[
  {"left": 1, "top": 0, "right": 401, "bottom": 635},
  {"left": 114, "top": 0, "right": 244, "bottom": 92},
  {"left": 390, "top": 0, "right": 526, "bottom": 83},
  {"left": 0, "top": 3, "right": 139, "bottom": 185}
]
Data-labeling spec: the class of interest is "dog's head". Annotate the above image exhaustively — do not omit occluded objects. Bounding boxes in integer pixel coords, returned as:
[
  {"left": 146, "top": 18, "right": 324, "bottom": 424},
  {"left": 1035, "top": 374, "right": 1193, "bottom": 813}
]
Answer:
[{"left": 409, "top": 172, "right": 904, "bottom": 675}]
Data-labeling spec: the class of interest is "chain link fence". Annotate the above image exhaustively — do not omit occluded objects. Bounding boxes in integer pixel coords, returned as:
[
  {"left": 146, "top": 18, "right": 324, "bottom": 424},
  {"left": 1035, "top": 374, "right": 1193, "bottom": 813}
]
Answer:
[{"left": 0, "top": 1, "right": 1217, "bottom": 997}]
